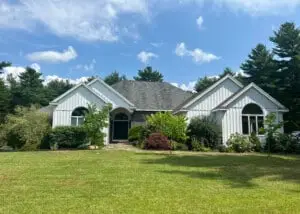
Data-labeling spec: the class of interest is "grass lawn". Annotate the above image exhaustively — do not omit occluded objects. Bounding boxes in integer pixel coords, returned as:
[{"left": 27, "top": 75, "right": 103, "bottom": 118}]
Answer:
[{"left": 1, "top": 150, "right": 300, "bottom": 214}]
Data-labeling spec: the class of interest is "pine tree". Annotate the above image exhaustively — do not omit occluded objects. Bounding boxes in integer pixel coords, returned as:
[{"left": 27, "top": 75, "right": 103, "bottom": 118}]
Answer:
[
  {"left": 270, "top": 22, "right": 300, "bottom": 132},
  {"left": 134, "top": 67, "right": 163, "bottom": 82},
  {"left": 240, "top": 44, "right": 275, "bottom": 94},
  {"left": 45, "top": 79, "right": 74, "bottom": 102},
  {"left": 194, "top": 76, "right": 218, "bottom": 92},
  {"left": 104, "top": 71, "right": 126, "bottom": 85},
  {"left": 19, "top": 67, "right": 46, "bottom": 106}
]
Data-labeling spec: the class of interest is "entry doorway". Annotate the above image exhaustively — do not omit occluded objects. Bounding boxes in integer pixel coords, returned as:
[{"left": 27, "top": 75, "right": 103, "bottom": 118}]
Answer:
[{"left": 112, "top": 112, "right": 130, "bottom": 140}]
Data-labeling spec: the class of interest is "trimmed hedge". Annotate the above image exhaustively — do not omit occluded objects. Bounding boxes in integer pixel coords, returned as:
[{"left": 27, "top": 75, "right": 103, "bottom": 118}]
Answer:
[{"left": 48, "top": 126, "right": 89, "bottom": 149}]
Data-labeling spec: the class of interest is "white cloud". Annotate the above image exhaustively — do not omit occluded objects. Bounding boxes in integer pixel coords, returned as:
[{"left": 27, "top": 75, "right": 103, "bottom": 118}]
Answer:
[
  {"left": 74, "top": 59, "right": 97, "bottom": 72},
  {"left": 175, "top": 42, "right": 220, "bottom": 64},
  {"left": 0, "top": 66, "right": 26, "bottom": 82},
  {"left": 196, "top": 16, "right": 204, "bottom": 28},
  {"left": 43, "top": 75, "right": 89, "bottom": 85},
  {"left": 0, "top": 64, "right": 88, "bottom": 85},
  {"left": 30, "top": 63, "right": 41, "bottom": 72},
  {"left": 137, "top": 51, "right": 158, "bottom": 64},
  {"left": 171, "top": 81, "right": 197, "bottom": 92},
  {"left": 26, "top": 46, "right": 77, "bottom": 63},
  {"left": 0, "top": 0, "right": 148, "bottom": 42},
  {"left": 1, "top": 1, "right": 298, "bottom": 43},
  {"left": 150, "top": 42, "right": 164, "bottom": 48}
]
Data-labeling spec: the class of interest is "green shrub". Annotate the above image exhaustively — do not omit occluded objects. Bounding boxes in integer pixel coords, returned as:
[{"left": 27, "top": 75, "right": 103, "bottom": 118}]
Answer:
[
  {"left": 49, "top": 126, "right": 89, "bottom": 149},
  {"left": 145, "top": 133, "right": 170, "bottom": 150},
  {"left": 227, "top": 133, "right": 253, "bottom": 153},
  {"left": 171, "top": 141, "right": 189, "bottom": 151},
  {"left": 146, "top": 112, "right": 188, "bottom": 143},
  {"left": 128, "top": 125, "right": 149, "bottom": 143},
  {"left": 190, "top": 138, "right": 211, "bottom": 152},
  {"left": 249, "top": 132, "right": 262, "bottom": 152},
  {"left": 187, "top": 116, "right": 221, "bottom": 149},
  {"left": 264, "top": 133, "right": 300, "bottom": 154},
  {"left": 217, "top": 144, "right": 227, "bottom": 153},
  {"left": 0, "top": 106, "right": 50, "bottom": 151}
]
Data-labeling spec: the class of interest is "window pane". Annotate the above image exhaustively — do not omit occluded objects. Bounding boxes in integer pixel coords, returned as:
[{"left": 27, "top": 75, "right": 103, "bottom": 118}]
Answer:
[
  {"left": 78, "top": 117, "right": 85, "bottom": 126},
  {"left": 72, "top": 107, "right": 88, "bottom": 116},
  {"left": 242, "top": 116, "right": 249, "bottom": 135},
  {"left": 115, "top": 113, "right": 128, "bottom": 121},
  {"left": 242, "top": 104, "right": 263, "bottom": 114},
  {"left": 258, "top": 116, "right": 264, "bottom": 134},
  {"left": 71, "top": 117, "right": 77, "bottom": 126},
  {"left": 250, "top": 116, "right": 257, "bottom": 134}
]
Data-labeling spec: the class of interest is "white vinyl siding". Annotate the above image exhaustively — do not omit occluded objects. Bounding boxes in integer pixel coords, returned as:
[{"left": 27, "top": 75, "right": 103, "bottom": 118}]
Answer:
[
  {"left": 186, "top": 78, "right": 241, "bottom": 121},
  {"left": 52, "top": 85, "right": 110, "bottom": 145},
  {"left": 221, "top": 88, "right": 283, "bottom": 144}
]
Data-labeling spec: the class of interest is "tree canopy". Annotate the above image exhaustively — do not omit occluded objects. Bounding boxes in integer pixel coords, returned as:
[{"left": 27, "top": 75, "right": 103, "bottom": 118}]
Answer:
[
  {"left": 104, "top": 71, "right": 126, "bottom": 85},
  {"left": 134, "top": 66, "right": 163, "bottom": 82}
]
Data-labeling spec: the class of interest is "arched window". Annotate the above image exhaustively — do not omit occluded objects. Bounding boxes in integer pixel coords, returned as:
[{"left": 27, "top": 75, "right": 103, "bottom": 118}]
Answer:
[
  {"left": 71, "top": 107, "right": 88, "bottom": 126},
  {"left": 242, "top": 103, "right": 264, "bottom": 135},
  {"left": 114, "top": 113, "right": 129, "bottom": 121}
]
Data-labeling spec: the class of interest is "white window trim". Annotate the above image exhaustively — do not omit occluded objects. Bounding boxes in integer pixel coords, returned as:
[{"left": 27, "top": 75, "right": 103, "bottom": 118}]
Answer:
[
  {"left": 71, "top": 116, "right": 85, "bottom": 127},
  {"left": 242, "top": 114, "right": 264, "bottom": 136}
]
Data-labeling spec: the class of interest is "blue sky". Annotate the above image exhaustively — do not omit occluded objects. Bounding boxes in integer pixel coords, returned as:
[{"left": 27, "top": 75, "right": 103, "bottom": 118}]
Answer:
[{"left": 1, "top": 0, "right": 300, "bottom": 90}]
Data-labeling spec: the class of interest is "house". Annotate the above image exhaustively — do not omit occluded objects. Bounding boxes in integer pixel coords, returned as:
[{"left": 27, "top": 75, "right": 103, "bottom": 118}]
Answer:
[{"left": 47, "top": 75, "right": 288, "bottom": 145}]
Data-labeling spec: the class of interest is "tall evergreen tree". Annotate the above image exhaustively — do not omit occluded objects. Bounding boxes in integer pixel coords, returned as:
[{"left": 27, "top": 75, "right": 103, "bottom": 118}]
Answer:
[
  {"left": 241, "top": 44, "right": 275, "bottom": 94},
  {"left": 18, "top": 67, "right": 46, "bottom": 106},
  {"left": 104, "top": 71, "right": 126, "bottom": 85},
  {"left": 0, "top": 78, "right": 11, "bottom": 122},
  {"left": 45, "top": 79, "right": 74, "bottom": 102},
  {"left": 194, "top": 76, "right": 218, "bottom": 92},
  {"left": 134, "top": 66, "right": 163, "bottom": 82},
  {"left": 270, "top": 22, "right": 300, "bottom": 132}
]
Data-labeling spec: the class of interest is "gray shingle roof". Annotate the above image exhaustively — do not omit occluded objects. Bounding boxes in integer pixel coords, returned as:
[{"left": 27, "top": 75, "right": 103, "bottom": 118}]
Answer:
[{"left": 111, "top": 80, "right": 193, "bottom": 110}]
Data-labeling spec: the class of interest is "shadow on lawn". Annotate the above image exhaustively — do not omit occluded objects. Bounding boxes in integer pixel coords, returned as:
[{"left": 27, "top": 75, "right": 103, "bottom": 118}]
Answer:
[{"left": 141, "top": 153, "right": 300, "bottom": 188}]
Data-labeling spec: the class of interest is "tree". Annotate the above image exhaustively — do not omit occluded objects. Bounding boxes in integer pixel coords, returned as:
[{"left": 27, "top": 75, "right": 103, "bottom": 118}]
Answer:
[
  {"left": 270, "top": 22, "right": 300, "bottom": 132},
  {"left": 134, "top": 66, "right": 163, "bottom": 82},
  {"left": 18, "top": 67, "right": 46, "bottom": 106},
  {"left": 104, "top": 71, "right": 126, "bottom": 85},
  {"left": 83, "top": 104, "right": 111, "bottom": 147},
  {"left": 194, "top": 76, "right": 218, "bottom": 92},
  {"left": 0, "top": 79, "right": 11, "bottom": 122},
  {"left": 261, "top": 113, "right": 284, "bottom": 157},
  {"left": 7, "top": 74, "right": 22, "bottom": 111},
  {"left": 45, "top": 79, "right": 74, "bottom": 102},
  {"left": 194, "top": 68, "right": 237, "bottom": 93},
  {"left": 241, "top": 44, "right": 275, "bottom": 93},
  {"left": 220, "top": 67, "right": 235, "bottom": 78},
  {"left": 0, "top": 61, "right": 11, "bottom": 73}
]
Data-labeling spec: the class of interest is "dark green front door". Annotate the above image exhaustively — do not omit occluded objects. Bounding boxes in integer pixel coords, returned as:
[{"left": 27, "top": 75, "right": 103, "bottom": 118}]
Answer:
[{"left": 113, "top": 121, "right": 129, "bottom": 140}]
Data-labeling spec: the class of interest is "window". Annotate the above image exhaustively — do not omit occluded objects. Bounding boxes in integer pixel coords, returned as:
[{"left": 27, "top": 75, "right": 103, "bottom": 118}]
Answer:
[
  {"left": 71, "top": 107, "right": 88, "bottom": 126},
  {"left": 242, "top": 104, "right": 264, "bottom": 135},
  {"left": 114, "top": 113, "right": 128, "bottom": 121}
]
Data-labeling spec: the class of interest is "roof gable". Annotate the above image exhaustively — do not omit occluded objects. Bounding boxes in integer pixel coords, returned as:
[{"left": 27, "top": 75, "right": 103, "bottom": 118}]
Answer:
[
  {"left": 87, "top": 78, "right": 135, "bottom": 107},
  {"left": 175, "top": 75, "right": 243, "bottom": 111},
  {"left": 214, "top": 83, "right": 288, "bottom": 111},
  {"left": 50, "top": 83, "right": 107, "bottom": 105}
]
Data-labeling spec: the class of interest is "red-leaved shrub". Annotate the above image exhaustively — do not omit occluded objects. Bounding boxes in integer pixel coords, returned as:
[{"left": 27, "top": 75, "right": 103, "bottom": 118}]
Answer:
[{"left": 145, "top": 133, "right": 170, "bottom": 150}]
